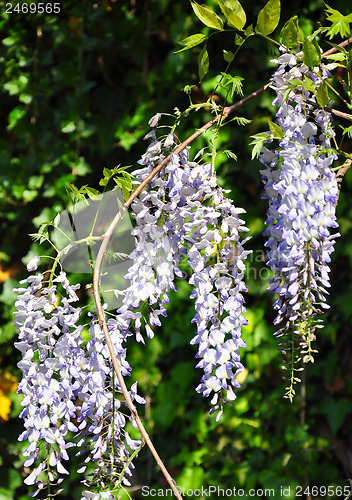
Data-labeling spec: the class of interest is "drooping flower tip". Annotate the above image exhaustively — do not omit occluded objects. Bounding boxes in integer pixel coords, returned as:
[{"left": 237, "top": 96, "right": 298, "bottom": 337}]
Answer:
[
  {"left": 260, "top": 48, "right": 340, "bottom": 384},
  {"left": 148, "top": 113, "right": 161, "bottom": 128},
  {"left": 164, "top": 133, "right": 175, "bottom": 149},
  {"left": 26, "top": 256, "right": 40, "bottom": 272}
]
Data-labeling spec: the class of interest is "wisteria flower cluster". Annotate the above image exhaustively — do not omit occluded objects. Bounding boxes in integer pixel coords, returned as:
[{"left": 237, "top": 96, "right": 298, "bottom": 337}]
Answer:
[
  {"left": 113, "top": 113, "right": 251, "bottom": 418},
  {"left": 14, "top": 259, "right": 144, "bottom": 498},
  {"left": 260, "top": 51, "right": 340, "bottom": 397}
]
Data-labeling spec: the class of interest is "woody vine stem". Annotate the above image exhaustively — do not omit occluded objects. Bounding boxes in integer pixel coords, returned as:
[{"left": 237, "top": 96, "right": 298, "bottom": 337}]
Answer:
[{"left": 92, "top": 39, "right": 352, "bottom": 497}]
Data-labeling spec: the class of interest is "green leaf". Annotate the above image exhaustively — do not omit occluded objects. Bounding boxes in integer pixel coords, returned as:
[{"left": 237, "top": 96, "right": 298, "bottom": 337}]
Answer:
[
  {"left": 99, "top": 165, "right": 126, "bottom": 187},
  {"left": 19, "top": 93, "right": 32, "bottom": 104},
  {"left": 322, "top": 48, "right": 347, "bottom": 69},
  {"left": 114, "top": 177, "right": 132, "bottom": 201},
  {"left": 216, "top": 0, "right": 246, "bottom": 30},
  {"left": 223, "top": 50, "right": 235, "bottom": 63},
  {"left": 250, "top": 132, "right": 270, "bottom": 159},
  {"left": 282, "top": 77, "right": 316, "bottom": 102},
  {"left": 8, "top": 107, "right": 26, "bottom": 130},
  {"left": 325, "top": 5, "right": 352, "bottom": 39},
  {"left": 84, "top": 186, "right": 101, "bottom": 201},
  {"left": 191, "top": 1, "right": 223, "bottom": 30},
  {"left": 183, "top": 84, "right": 196, "bottom": 94},
  {"left": 320, "top": 397, "right": 352, "bottom": 435},
  {"left": 103, "top": 167, "right": 112, "bottom": 178},
  {"left": 225, "top": 0, "right": 246, "bottom": 22},
  {"left": 324, "top": 52, "right": 347, "bottom": 63},
  {"left": 3, "top": 80, "right": 19, "bottom": 95},
  {"left": 66, "top": 183, "right": 79, "bottom": 195},
  {"left": 302, "top": 34, "right": 321, "bottom": 68},
  {"left": 175, "top": 33, "right": 208, "bottom": 53},
  {"left": 280, "top": 16, "right": 298, "bottom": 49},
  {"left": 268, "top": 120, "right": 284, "bottom": 139},
  {"left": 227, "top": 115, "right": 251, "bottom": 126},
  {"left": 244, "top": 24, "right": 254, "bottom": 36},
  {"left": 198, "top": 45, "right": 209, "bottom": 82},
  {"left": 0, "top": 279, "right": 17, "bottom": 307},
  {"left": 302, "top": 76, "right": 316, "bottom": 93},
  {"left": 316, "top": 82, "right": 329, "bottom": 107},
  {"left": 28, "top": 175, "right": 44, "bottom": 190},
  {"left": 224, "top": 149, "right": 238, "bottom": 160},
  {"left": 2, "top": 36, "right": 15, "bottom": 46},
  {"left": 220, "top": 73, "right": 244, "bottom": 98},
  {"left": 234, "top": 33, "right": 245, "bottom": 46},
  {"left": 342, "top": 125, "right": 352, "bottom": 139},
  {"left": 255, "top": 0, "right": 280, "bottom": 36},
  {"left": 61, "top": 121, "right": 76, "bottom": 133}
]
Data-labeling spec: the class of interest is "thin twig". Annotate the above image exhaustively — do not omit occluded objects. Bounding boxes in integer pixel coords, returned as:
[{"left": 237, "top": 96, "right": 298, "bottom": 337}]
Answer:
[
  {"left": 331, "top": 108, "right": 352, "bottom": 122},
  {"left": 336, "top": 159, "right": 352, "bottom": 200},
  {"left": 305, "top": 98, "right": 352, "bottom": 123},
  {"left": 321, "top": 38, "right": 352, "bottom": 58}
]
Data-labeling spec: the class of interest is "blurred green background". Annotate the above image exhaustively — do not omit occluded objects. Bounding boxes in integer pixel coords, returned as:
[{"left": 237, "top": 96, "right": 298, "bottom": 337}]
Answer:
[{"left": 1, "top": 0, "right": 352, "bottom": 499}]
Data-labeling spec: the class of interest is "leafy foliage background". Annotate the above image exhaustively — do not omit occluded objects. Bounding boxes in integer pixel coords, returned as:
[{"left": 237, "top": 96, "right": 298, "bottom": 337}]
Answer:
[{"left": 1, "top": 0, "right": 352, "bottom": 498}]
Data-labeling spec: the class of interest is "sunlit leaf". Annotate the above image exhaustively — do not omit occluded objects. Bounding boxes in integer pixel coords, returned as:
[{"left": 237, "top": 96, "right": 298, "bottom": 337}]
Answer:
[
  {"left": 255, "top": 0, "right": 280, "bottom": 36},
  {"left": 220, "top": 73, "right": 244, "bottom": 98},
  {"left": 316, "top": 82, "right": 329, "bottom": 108},
  {"left": 268, "top": 120, "right": 283, "bottom": 139},
  {"left": 282, "top": 77, "right": 316, "bottom": 101},
  {"left": 302, "top": 34, "right": 321, "bottom": 68},
  {"left": 191, "top": 1, "right": 224, "bottom": 30},
  {"left": 250, "top": 132, "right": 270, "bottom": 159},
  {"left": 84, "top": 186, "right": 101, "bottom": 201},
  {"left": 244, "top": 23, "right": 254, "bottom": 36},
  {"left": 8, "top": 107, "right": 26, "bottom": 130},
  {"left": 224, "top": 149, "right": 238, "bottom": 160},
  {"left": 325, "top": 5, "right": 352, "bottom": 39},
  {"left": 324, "top": 52, "right": 347, "bottom": 63},
  {"left": 235, "top": 33, "right": 245, "bottom": 46},
  {"left": 216, "top": 0, "right": 246, "bottom": 30},
  {"left": 280, "top": 15, "right": 298, "bottom": 49},
  {"left": 175, "top": 33, "right": 208, "bottom": 53},
  {"left": 198, "top": 45, "right": 209, "bottom": 82}
]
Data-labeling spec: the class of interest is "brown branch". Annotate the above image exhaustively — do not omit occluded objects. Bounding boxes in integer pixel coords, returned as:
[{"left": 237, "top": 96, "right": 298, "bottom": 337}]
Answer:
[
  {"left": 305, "top": 99, "right": 352, "bottom": 123},
  {"left": 321, "top": 38, "right": 352, "bottom": 58},
  {"left": 331, "top": 108, "right": 352, "bottom": 122},
  {"left": 336, "top": 159, "right": 352, "bottom": 200}
]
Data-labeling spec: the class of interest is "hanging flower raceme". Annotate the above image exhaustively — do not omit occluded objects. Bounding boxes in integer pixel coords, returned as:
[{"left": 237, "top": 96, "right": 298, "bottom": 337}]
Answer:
[
  {"left": 14, "top": 263, "right": 83, "bottom": 493},
  {"left": 14, "top": 259, "right": 144, "bottom": 496},
  {"left": 74, "top": 316, "right": 144, "bottom": 491},
  {"left": 110, "top": 116, "right": 186, "bottom": 345},
  {"left": 116, "top": 113, "right": 251, "bottom": 418},
  {"left": 260, "top": 51, "right": 340, "bottom": 398},
  {"left": 182, "top": 174, "right": 251, "bottom": 418}
]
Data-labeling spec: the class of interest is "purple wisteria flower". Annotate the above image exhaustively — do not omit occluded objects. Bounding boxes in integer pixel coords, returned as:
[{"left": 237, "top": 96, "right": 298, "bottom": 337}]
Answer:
[
  {"left": 184, "top": 184, "right": 251, "bottom": 419},
  {"left": 260, "top": 50, "right": 340, "bottom": 398},
  {"left": 14, "top": 261, "right": 144, "bottom": 496},
  {"left": 119, "top": 114, "right": 251, "bottom": 418},
  {"left": 75, "top": 316, "right": 144, "bottom": 489},
  {"left": 14, "top": 268, "right": 82, "bottom": 493}
]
